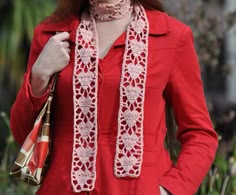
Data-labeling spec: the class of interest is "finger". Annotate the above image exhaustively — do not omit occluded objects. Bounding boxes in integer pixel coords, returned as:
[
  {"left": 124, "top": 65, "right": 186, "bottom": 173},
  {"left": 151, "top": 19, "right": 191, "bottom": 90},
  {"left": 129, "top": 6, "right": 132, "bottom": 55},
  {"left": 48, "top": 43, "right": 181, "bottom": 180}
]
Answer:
[
  {"left": 61, "top": 41, "right": 70, "bottom": 48},
  {"left": 65, "top": 48, "right": 71, "bottom": 54},
  {"left": 62, "top": 47, "right": 71, "bottom": 56},
  {"left": 65, "top": 52, "right": 70, "bottom": 62},
  {"left": 54, "top": 32, "right": 70, "bottom": 41}
]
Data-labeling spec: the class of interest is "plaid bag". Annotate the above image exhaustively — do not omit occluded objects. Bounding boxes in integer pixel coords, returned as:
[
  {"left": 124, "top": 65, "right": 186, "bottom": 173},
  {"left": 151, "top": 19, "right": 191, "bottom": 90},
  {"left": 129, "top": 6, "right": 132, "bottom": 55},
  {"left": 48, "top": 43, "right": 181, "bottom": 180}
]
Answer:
[{"left": 10, "top": 76, "right": 57, "bottom": 185}]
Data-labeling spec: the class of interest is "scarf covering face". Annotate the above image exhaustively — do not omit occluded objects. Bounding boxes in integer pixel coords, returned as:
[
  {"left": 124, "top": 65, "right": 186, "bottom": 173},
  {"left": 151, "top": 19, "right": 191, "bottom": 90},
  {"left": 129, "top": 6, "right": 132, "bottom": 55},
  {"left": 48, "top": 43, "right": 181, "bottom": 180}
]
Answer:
[{"left": 71, "top": 1, "right": 149, "bottom": 192}]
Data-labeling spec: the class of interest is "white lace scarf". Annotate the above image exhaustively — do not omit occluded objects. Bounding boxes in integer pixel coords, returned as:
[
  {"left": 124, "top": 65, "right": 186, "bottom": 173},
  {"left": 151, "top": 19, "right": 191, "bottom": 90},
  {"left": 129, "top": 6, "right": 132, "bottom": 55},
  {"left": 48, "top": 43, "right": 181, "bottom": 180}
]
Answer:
[
  {"left": 89, "top": 0, "right": 133, "bottom": 21},
  {"left": 71, "top": 4, "right": 149, "bottom": 193}
]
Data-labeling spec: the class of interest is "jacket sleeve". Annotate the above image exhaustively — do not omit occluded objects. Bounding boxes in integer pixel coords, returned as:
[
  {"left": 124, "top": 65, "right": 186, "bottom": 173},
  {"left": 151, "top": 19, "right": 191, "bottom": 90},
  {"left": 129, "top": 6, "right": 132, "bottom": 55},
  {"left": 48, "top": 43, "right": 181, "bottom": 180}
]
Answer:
[
  {"left": 159, "top": 26, "right": 218, "bottom": 195},
  {"left": 10, "top": 25, "right": 52, "bottom": 145}
]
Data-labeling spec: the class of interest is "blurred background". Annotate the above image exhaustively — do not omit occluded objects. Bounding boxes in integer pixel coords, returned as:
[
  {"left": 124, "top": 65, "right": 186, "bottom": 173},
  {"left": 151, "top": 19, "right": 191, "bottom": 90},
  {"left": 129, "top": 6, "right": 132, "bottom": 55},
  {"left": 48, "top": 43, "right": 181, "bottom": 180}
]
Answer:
[{"left": 0, "top": 0, "right": 235, "bottom": 194}]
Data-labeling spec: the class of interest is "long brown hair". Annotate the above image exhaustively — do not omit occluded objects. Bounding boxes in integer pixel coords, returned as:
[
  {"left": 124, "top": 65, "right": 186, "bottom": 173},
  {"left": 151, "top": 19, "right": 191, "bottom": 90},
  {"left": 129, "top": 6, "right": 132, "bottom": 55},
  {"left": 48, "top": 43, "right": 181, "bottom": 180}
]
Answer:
[{"left": 51, "top": 0, "right": 164, "bottom": 21}]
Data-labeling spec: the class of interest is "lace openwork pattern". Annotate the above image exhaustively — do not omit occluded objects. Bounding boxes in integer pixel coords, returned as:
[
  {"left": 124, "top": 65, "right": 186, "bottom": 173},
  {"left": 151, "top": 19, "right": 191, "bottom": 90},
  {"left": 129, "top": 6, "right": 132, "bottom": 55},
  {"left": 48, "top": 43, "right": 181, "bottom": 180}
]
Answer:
[
  {"left": 89, "top": 0, "right": 133, "bottom": 21},
  {"left": 72, "top": 13, "right": 98, "bottom": 192},
  {"left": 71, "top": 4, "right": 149, "bottom": 193},
  {"left": 114, "top": 5, "right": 149, "bottom": 178}
]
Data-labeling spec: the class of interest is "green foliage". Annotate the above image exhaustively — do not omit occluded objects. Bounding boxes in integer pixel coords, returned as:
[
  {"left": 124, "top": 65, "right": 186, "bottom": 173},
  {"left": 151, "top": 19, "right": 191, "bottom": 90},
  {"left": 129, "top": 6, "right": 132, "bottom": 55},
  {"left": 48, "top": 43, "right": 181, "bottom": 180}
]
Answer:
[
  {"left": 165, "top": 0, "right": 236, "bottom": 92},
  {"left": 0, "top": 0, "right": 56, "bottom": 88},
  {"left": 0, "top": 1, "right": 56, "bottom": 194},
  {"left": 197, "top": 137, "right": 236, "bottom": 195}
]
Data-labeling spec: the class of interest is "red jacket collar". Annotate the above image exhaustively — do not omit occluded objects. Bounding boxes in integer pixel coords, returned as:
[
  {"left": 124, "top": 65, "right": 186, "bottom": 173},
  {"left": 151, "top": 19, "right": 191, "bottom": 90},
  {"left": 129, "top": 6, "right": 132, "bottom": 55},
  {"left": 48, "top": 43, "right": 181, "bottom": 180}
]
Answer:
[
  {"left": 41, "top": 9, "right": 170, "bottom": 35},
  {"left": 41, "top": 15, "right": 79, "bottom": 33},
  {"left": 41, "top": 9, "right": 170, "bottom": 46}
]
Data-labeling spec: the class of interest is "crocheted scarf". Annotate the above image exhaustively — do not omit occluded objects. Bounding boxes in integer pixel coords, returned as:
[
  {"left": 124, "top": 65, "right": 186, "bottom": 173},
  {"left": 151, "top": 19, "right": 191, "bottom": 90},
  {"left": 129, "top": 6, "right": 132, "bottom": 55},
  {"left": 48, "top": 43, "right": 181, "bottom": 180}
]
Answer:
[
  {"left": 71, "top": 1, "right": 149, "bottom": 192},
  {"left": 89, "top": 0, "right": 133, "bottom": 21}
]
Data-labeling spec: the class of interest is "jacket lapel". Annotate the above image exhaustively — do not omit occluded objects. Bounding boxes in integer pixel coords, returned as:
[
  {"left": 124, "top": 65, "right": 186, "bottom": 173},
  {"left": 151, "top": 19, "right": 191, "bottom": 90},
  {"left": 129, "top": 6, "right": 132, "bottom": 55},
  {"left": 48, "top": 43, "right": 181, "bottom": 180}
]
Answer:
[{"left": 40, "top": 9, "right": 170, "bottom": 45}]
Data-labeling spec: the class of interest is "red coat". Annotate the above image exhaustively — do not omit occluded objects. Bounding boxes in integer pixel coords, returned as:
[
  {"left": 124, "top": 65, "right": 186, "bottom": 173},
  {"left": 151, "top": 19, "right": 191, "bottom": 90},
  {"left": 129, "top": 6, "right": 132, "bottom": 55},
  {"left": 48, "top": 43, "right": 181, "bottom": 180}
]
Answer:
[{"left": 10, "top": 9, "right": 218, "bottom": 195}]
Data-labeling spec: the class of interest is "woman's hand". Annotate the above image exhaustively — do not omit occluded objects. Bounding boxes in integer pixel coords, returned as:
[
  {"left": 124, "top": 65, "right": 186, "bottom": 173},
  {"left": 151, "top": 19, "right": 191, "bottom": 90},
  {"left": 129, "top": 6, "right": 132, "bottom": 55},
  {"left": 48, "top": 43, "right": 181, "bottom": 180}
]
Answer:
[
  {"left": 31, "top": 32, "right": 70, "bottom": 96},
  {"left": 159, "top": 186, "right": 170, "bottom": 195}
]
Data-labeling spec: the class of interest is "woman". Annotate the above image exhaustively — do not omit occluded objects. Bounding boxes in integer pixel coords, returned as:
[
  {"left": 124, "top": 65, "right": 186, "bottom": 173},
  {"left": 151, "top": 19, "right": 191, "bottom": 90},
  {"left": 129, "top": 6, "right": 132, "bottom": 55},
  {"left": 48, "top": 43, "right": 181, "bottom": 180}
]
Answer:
[{"left": 10, "top": 0, "right": 218, "bottom": 194}]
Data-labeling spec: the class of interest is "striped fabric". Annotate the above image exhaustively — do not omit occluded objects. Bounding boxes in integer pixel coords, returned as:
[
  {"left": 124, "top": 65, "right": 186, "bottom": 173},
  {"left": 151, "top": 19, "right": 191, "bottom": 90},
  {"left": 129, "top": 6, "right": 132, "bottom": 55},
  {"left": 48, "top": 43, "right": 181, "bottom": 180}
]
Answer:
[{"left": 10, "top": 77, "right": 56, "bottom": 185}]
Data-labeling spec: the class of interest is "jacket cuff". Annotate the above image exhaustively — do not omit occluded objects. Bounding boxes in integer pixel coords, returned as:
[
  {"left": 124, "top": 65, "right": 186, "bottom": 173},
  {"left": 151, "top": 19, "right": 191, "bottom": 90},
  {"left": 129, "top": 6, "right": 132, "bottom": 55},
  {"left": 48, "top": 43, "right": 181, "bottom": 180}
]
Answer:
[
  {"left": 159, "top": 173, "right": 195, "bottom": 195},
  {"left": 24, "top": 72, "right": 53, "bottom": 111}
]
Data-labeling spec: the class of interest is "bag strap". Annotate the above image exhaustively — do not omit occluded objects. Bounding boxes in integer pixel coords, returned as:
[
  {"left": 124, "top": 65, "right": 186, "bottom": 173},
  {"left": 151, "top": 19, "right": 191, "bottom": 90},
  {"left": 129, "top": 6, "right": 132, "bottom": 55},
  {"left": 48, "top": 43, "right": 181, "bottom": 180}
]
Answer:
[{"left": 49, "top": 74, "right": 58, "bottom": 96}]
